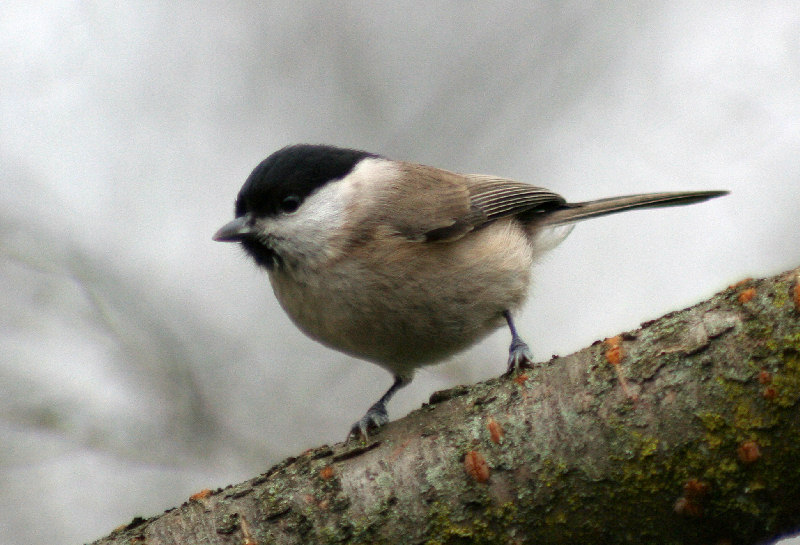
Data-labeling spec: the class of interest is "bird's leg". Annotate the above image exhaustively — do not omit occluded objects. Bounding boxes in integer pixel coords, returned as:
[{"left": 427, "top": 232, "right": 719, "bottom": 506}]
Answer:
[
  {"left": 348, "top": 374, "right": 409, "bottom": 441},
  {"left": 503, "top": 310, "right": 534, "bottom": 374}
]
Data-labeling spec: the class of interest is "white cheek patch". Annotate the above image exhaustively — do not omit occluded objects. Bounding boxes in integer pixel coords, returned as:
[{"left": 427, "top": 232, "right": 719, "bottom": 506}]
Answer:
[
  {"left": 257, "top": 185, "right": 345, "bottom": 263},
  {"left": 260, "top": 158, "right": 398, "bottom": 266}
]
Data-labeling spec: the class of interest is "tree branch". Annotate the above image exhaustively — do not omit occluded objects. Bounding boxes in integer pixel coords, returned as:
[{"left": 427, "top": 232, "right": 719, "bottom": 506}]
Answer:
[{"left": 92, "top": 266, "right": 800, "bottom": 545}]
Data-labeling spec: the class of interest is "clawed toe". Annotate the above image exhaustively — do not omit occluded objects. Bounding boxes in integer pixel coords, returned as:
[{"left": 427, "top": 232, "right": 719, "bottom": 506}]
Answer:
[
  {"left": 505, "top": 338, "right": 534, "bottom": 375},
  {"left": 347, "top": 404, "right": 389, "bottom": 442},
  {"left": 346, "top": 375, "right": 408, "bottom": 442}
]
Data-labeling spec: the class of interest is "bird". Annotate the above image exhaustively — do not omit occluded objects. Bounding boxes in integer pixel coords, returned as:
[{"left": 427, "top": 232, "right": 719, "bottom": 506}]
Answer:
[{"left": 213, "top": 144, "right": 727, "bottom": 440}]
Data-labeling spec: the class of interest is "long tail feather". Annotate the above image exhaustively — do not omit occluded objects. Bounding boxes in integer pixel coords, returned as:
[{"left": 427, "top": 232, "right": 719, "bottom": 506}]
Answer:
[{"left": 541, "top": 190, "right": 728, "bottom": 226}]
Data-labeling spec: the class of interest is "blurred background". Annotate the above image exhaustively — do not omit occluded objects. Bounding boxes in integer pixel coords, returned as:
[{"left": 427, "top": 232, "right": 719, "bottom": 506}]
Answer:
[{"left": 2, "top": 2, "right": 799, "bottom": 544}]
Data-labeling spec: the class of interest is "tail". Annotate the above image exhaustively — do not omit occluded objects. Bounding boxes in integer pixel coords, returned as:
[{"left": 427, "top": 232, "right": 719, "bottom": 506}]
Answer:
[{"left": 541, "top": 190, "right": 728, "bottom": 226}]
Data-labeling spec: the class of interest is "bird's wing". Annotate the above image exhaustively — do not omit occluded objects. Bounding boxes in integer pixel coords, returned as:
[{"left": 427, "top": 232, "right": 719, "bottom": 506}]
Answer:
[
  {"left": 463, "top": 174, "right": 566, "bottom": 223},
  {"left": 378, "top": 164, "right": 565, "bottom": 242}
]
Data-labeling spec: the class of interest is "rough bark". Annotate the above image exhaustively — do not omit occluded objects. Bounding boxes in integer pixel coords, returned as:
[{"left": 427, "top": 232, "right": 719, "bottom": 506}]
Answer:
[{"left": 91, "top": 267, "right": 800, "bottom": 545}]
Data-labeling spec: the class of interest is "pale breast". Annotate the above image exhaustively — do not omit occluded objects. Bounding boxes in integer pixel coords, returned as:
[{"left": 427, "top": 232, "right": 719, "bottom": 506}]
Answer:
[{"left": 268, "top": 218, "right": 534, "bottom": 375}]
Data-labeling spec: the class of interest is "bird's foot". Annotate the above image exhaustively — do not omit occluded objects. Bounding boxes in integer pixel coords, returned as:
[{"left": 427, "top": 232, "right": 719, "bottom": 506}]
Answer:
[
  {"left": 347, "top": 401, "right": 389, "bottom": 442},
  {"left": 505, "top": 337, "right": 535, "bottom": 375}
]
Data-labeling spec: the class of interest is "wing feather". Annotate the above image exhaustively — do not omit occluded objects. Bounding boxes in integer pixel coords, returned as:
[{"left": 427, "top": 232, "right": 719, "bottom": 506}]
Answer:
[
  {"left": 465, "top": 175, "right": 565, "bottom": 221},
  {"left": 371, "top": 164, "right": 565, "bottom": 243},
  {"left": 374, "top": 163, "right": 475, "bottom": 242}
]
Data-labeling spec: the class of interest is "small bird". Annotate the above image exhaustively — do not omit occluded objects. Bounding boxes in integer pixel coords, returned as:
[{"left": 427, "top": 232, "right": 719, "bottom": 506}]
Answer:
[{"left": 213, "top": 144, "right": 727, "bottom": 439}]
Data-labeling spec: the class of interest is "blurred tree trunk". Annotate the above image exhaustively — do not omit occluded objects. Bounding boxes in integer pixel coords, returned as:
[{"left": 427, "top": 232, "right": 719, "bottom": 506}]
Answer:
[{"left": 91, "top": 267, "right": 800, "bottom": 545}]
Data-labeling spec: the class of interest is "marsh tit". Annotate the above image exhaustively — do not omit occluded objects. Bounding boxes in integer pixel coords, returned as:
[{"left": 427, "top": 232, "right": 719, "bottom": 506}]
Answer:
[{"left": 213, "top": 144, "right": 727, "bottom": 439}]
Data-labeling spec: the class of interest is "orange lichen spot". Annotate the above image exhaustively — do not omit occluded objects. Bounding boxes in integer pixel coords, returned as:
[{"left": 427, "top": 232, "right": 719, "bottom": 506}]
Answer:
[
  {"left": 763, "top": 387, "right": 777, "bottom": 401},
  {"left": 464, "top": 450, "right": 490, "bottom": 483},
  {"left": 513, "top": 373, "right": 529, "bottom": 385},
  {"left": 319, "top": 465, "right": 334, "bottom": 480},
  {"left": 487, "top": 417, "right": 504, "bottom": 444},
  {"left": 684, "top": 479, "right": 710, "bottom": 498},
  {"left": 682, "top": 478, "right": 709, "bottom": 507},
  {"left": 738, "top": 287, "right": 756, "bottom": 303},
  {"left": 189, "top": 489, "right": 212, "bottom": 502},
  {"left": 604, "top": 336, "right": 624, "bottom": 365},
  {"left": 302, "top": 494, "right": 315, "bottom": 504},
  {"left": 728, "top": 278, "right": 753, "bottom": 290},
  {"left": 606, "top": 345, "right": 624, "bottom": 365},
  {"left": 738, "top": 441, "right": 761, "bottom": 463},
  {"left": 673, "top": 497, "right": 703, "bottom": 517},
  {"left": 675, "top": 479, "right": 710, "bottom": 517},
  {"left": 758, "top": 369, "right": 772, "bottom": 385},
  {"left": 605, "top": 336, "right": 637, "bottom": 399}
]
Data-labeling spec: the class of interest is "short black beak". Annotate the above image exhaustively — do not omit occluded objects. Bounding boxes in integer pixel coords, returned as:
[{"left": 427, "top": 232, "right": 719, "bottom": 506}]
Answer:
[{"left": 213, "top": 215, "right": 254, "bottom": 242}]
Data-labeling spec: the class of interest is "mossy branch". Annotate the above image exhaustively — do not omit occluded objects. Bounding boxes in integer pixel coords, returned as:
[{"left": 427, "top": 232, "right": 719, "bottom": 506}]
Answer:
[{"left": 92, "top": 267, "right": 800, "bottom": 545}]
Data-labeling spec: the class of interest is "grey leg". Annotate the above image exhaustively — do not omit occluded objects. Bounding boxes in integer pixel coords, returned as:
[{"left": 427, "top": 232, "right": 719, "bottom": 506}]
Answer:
[
  {"left": 348, "top": 375, "right": 409, "bottom": 441},
  {"left": 503, "top": 310, "right": 534, "bottom": 374}
]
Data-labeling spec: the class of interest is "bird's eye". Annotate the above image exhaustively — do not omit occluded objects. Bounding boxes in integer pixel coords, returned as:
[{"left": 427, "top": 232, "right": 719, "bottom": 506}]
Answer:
[{"left": 280, "top": 195, "right": 301, "bottom": 214}]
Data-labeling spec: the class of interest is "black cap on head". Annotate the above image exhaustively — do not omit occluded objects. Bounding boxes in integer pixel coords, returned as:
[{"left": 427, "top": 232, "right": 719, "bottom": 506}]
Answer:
[{"left": 234, "top": 144, "right": 378, "bottom": 218}]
